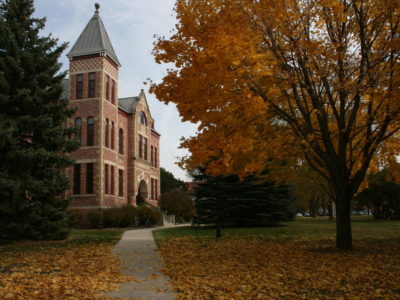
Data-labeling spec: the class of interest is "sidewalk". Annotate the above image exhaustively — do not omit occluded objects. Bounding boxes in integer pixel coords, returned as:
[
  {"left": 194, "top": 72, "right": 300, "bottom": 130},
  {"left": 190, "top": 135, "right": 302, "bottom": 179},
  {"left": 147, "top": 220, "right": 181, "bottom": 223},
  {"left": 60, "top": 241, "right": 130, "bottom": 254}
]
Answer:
[{"left": 106, "top": 227, "right": 176, "bottom": 299}]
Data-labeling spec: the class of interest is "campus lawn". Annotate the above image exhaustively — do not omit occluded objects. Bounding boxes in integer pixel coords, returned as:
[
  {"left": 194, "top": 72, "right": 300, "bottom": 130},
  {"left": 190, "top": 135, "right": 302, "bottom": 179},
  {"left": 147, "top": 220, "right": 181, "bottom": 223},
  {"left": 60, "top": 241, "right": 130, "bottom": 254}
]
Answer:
[
  {"left": 0, "top": 229, "right": 130, "bottom": 299},
  {"left": 154, "top": 217, "right": 400, "bottom": 299}
]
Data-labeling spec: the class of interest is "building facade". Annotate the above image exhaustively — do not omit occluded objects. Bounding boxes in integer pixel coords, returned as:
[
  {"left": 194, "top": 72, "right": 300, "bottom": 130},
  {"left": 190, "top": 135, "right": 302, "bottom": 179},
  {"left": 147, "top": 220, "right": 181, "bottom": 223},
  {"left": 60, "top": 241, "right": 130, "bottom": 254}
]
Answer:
[{"left": 64, "top": 5, "right": 160, "bottom": 212}]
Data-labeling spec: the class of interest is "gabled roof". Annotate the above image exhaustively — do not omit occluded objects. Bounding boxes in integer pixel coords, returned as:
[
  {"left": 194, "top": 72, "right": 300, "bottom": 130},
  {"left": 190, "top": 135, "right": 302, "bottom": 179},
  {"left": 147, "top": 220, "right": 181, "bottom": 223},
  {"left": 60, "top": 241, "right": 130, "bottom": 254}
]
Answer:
[
  {"left": 67, "top": 8, "right": 121, "bottom": 66},
  {"left": 118, "top": 97, "right": 140, "bottom": 114}
]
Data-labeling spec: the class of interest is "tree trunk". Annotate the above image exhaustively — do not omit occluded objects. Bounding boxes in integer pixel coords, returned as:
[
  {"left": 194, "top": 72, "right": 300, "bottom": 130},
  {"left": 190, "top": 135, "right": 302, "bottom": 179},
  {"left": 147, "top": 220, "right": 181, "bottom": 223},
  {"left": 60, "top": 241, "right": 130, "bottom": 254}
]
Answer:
[
  {"left": 335, "top": 197, "right": 352, "bottom": 249},
  {"left": 328, "top": 202, "right": 334, "bottom": 220}
]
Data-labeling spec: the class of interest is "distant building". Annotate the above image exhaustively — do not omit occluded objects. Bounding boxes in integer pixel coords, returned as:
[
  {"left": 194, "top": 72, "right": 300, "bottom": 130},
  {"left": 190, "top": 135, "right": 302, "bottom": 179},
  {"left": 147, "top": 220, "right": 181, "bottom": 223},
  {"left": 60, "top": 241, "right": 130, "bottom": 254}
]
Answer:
[{"left": 64, "top": 4, "right": 160, "bottom": 214}]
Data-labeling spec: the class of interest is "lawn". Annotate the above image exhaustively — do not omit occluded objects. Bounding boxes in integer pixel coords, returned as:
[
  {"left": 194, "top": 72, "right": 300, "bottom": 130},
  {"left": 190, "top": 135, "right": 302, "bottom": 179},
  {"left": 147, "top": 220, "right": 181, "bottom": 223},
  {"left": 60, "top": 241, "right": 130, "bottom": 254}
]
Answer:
[
  {"left": 0, "top": 229, "right": 130, "bottom": 299},
  {"left": 154, "top": 217, "right": 400, "bottom": 299}
]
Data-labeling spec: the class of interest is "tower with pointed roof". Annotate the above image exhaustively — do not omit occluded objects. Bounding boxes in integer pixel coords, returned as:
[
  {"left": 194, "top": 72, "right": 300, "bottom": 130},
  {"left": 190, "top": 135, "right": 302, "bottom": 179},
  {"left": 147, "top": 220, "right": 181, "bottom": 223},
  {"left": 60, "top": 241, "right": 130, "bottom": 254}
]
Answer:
[{"left": 65, "top": 4, "right": 160, "bottom": 220}]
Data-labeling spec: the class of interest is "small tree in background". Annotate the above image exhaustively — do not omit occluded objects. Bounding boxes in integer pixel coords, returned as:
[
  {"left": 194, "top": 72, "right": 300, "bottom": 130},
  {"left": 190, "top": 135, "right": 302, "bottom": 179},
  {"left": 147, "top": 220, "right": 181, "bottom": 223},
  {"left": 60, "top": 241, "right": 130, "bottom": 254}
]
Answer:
[
  {"left": 0, "top": 0, "right": 78, "bottom": 241},
  {"left": 191, "top": 168, "right": 295, "bottom": 237},
  {"left": 160, "top": 190, "right": 194, "bottom": 223},
  {"left": 160, "top": 167, "right": 186, "bottom": 194},
  {"left": 355, "top": 169, "right": 400, "bottom": 220}
]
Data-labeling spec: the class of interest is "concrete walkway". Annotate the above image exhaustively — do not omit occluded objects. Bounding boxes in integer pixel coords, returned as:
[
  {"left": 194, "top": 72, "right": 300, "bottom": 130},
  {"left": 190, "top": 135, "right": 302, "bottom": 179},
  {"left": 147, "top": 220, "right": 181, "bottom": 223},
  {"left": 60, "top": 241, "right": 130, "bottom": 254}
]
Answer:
[{"left": 106, "top": 227, "right": 176, "bottom": 299}]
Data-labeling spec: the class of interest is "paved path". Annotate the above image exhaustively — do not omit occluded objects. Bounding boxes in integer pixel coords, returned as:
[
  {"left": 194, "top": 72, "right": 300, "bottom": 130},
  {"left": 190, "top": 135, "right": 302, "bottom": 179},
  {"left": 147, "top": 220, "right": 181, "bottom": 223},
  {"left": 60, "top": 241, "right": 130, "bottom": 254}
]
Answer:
[{"left": 106, "top": 227, "right": 176, "bottom": 299}]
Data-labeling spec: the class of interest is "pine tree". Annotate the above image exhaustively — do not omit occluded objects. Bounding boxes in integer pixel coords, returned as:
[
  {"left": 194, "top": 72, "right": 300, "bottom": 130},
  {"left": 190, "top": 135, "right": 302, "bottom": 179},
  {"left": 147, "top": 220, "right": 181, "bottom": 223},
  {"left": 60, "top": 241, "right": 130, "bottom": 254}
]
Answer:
[
  {"left": 0, "top": 0, "right": 79, "bottom": 241},
  {"left": 191, "top": 168, "right": 295, "bottom": 235}
]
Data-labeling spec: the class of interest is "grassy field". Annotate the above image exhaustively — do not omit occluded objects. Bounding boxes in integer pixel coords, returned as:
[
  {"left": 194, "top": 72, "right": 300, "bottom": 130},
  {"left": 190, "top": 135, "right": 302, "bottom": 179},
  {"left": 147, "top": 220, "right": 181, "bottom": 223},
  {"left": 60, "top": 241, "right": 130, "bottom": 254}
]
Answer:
[
  {"left": 154, "top": 217, "right": 400, "bottom": 299},
  {"left": 0, "top": 229, "right": 129, "bottom": 299},
  {"left": 153, "top": 216, "right": 400, "bottom": 241},
  {"left": 0, "top": 229, "right": 124, "bottom": 252}
]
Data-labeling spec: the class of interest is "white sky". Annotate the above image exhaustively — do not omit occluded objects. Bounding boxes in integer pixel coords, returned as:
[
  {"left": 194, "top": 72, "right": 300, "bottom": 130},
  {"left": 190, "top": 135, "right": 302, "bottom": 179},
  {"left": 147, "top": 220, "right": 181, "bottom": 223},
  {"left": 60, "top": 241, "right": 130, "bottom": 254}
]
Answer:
[{"left": 33, "top": 0, "right": 197, "bottom": 181}]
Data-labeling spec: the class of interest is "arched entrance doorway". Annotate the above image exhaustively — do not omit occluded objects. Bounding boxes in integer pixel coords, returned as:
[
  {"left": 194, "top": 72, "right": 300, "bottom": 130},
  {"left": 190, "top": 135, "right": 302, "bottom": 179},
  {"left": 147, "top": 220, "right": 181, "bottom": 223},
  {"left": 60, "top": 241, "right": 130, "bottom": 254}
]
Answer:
[{"left": 136, "top": 180, "right": 148, "bottom": 205}]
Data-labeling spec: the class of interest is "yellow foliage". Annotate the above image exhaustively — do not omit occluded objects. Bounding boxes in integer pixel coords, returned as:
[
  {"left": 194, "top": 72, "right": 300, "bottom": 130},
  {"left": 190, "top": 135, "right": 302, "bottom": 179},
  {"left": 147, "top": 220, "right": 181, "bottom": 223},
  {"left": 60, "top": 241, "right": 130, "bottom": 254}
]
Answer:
[
  {"left": 159, "top": 238, "right": 400, "bottom": 299},
  {"left": 0, "top": 243, "right": 131, "bottom": 299}
]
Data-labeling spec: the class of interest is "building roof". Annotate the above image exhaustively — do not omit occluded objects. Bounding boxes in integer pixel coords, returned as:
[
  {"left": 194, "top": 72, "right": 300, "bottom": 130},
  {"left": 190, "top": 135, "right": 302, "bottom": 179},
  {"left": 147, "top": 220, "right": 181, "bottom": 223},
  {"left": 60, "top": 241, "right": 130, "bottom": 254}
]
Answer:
[
  {"left": 67, "top": 7, "right": 121, "bottom": 66},
  {"left": 118, "top": 97, "right": 140, "bottom": 114}
]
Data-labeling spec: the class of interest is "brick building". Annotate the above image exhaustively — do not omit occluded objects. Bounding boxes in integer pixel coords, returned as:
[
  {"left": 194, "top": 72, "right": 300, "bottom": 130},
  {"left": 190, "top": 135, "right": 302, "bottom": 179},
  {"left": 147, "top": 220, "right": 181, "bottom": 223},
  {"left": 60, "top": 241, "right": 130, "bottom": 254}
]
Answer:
[{"left": 64, "top": 4, "right": 160, "bottom": 212}]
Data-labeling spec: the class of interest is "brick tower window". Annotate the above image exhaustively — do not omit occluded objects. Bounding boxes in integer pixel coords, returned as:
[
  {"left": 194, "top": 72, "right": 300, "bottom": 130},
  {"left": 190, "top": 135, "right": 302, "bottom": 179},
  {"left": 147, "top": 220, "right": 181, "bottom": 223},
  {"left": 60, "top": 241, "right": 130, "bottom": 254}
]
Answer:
[
  {"left": 74, "top": 118, "right": 82, "bottom": 141},
  {"left": 86, "top": 163, "right": 94, "bottom": 194},
  {"left": 144, "top": 137, "right": 148, "bottom": 160},
  {"left": 110, "top": 165, "right": 115, "bottom": 195},
  {"left": 111, "top": 79, "right": 115, "bottom": 104},
  {"left": 151, "top": 178, "right": 154, "bottom": 199},
  {"left": 151, "top": 146, "right": 154, "bottom": 165},
  {"left": 88, "top": 72, "right": 96, "bottom": 98},
  {"left": 138, "top": 135, "right": 143, "bottom": 158},
  {"left": 140, "top": 111, "right": 147, "bottom": 126},
  {"left": 118, "top": 169, "right": 123, "bottom": 197},
  {"left": 119, "top": 128, "right": 124, "bottom": 154},
  {"left": 73, "top": 164, "right": 81, "bottom": 195},
  {"left": 87, "top": 117, "right": 94, "bottom": 146},
  {"left": 105, "top": 75, "right": 110, "bottom": 100},
  {"left": 105, "top": 164, "right": 109, "bottom": 194},
  {"left": 76, "top": 74, "right": 83, "bottom": 99},
  {"left": 105, "top": 119, "right": 109, "bottom": 147},
  {"left": 111, "top": 121, "right": 115, "bottom": 149},
  {"left": 154, "top": 147, "right": 158, "bottom": 167}
]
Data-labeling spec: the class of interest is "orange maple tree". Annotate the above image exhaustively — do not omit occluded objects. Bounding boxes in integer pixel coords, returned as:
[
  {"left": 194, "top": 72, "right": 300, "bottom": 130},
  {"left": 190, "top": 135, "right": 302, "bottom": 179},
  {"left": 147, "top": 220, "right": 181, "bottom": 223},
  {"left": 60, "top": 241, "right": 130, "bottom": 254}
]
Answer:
[{"left": 151, "top": 0, "right": 400, "bottom": 249}]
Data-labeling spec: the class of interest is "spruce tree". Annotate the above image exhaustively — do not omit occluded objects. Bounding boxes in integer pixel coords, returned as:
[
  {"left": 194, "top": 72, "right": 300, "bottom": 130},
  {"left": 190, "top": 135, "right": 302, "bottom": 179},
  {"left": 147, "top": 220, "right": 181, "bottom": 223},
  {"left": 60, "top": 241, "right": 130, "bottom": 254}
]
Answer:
[
  {"left": 192, "top": 168, "right": 295, "bottom": 233},
  {"left": 0, "top": 0, "right": 78, "bottom": 241}
]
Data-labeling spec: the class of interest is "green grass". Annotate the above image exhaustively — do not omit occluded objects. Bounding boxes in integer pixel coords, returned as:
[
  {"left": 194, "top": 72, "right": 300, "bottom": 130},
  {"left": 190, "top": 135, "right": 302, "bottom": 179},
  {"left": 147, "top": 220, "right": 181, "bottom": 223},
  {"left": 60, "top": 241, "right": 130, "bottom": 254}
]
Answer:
[
  {"left": 0, "top": 229, "right": 124, "bottom": 253},
  {"left": 153, "top": 216, "right": 400, "bottom": 242}
]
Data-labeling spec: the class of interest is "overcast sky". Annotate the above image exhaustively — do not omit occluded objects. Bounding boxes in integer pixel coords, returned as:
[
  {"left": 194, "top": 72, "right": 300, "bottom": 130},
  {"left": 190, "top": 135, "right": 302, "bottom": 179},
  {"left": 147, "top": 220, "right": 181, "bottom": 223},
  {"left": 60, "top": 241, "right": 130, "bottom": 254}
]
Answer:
[{"left": 33, "top": 0, "right": 197, "bottom": 181}]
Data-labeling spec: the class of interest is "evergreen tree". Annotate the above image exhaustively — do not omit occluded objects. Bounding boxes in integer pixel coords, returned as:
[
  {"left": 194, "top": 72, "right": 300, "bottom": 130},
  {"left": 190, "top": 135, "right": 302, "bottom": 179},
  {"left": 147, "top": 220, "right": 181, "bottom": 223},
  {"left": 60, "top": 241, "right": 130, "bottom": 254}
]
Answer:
[
  {"left": 191, "top": 168, "right": 295, "bottom": 234},
  {"left": 160, "top": 167, "right": 186, "bottom": 194},
  {"left": 355, "top": 169, "right": 400, "bottom": 220},
  {"left": 0, "top": 0, "right": 79, "bottom": 241}
]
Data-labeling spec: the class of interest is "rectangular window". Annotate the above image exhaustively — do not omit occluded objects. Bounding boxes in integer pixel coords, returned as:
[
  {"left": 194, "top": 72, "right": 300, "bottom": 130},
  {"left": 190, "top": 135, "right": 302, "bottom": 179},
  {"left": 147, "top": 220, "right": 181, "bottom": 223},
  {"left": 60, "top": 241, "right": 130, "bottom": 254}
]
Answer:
[
  {"left": 88, "top": 72, "right": 96, "bottom": 98},
  {"left": 154, "top": 147, "right": 158, "bottom": 167},
  {"left": 155, "top": 179, "right": 158, "bottom": 200},
  {"left": 111, "top": 79, "right": 115, "bottom": 104},
  {"left": 105, "top": 75, "right": 110, "bottom": 100},
  {"left": 119, "top": 129, "right": 124, "bottom": 154},
  {"left": 105, "top": 164, "right": 109, "bottom": 194},
  {"left": 110, "top": 166, "right": 114, "bottom": 195},
  {"left": 138, "top": 135, "right": 143, "bottom": 158},
  {"left": 73, "top": 164, "right": 81, "bottom": 194},
  {"left": 111, "top": 121, "right": 115, "bottom": 149},
  {"left": 76, "top": 74, "right": 83, "bottom": 99},
  {"left": 151, "top": 146, "right": 154, "bottom": 165},
  {"left": 86, "top": 163, "right": 94, "bottom": 194},
  {"left": 119, "top": 169, "right": 123, "bottom": 197},
  {"left": 151, "top": 178, "right": 154, "bottom": 200},
  {"left": 144, "top": 138, "right": 148, "bottom": 160}
]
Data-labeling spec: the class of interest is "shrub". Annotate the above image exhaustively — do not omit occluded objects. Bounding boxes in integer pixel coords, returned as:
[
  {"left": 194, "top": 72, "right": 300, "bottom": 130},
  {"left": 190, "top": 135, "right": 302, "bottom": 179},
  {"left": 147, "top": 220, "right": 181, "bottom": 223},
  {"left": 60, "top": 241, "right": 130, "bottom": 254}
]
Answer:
[
  {"left": 160, "top": 190, "right": 194, "bottom": 223},
  {"left": 102, "top": 206, "right": 138, "bottom": 228},
  {"left": 103, "top": 208, "right": 123, "bottom": 228},
  {"left": 137, "top": 205, "right": 162, "bottom": 226},
  {"left": 119, "top": 206, "right": 137, "bottom": 227},
  {"left": 87, "top": 210, "right": 102, "bottom": 229},
  {"left": 66, "top": 209, "right": 81, "bottom": 228}
]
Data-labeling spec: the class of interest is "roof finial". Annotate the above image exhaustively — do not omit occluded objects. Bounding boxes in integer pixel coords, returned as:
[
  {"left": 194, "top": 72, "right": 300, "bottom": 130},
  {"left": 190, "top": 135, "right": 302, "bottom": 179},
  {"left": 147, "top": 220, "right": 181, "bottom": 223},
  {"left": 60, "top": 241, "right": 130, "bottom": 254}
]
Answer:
[{"left": 95, "top": 3, "right": 100, "bottom": 13}]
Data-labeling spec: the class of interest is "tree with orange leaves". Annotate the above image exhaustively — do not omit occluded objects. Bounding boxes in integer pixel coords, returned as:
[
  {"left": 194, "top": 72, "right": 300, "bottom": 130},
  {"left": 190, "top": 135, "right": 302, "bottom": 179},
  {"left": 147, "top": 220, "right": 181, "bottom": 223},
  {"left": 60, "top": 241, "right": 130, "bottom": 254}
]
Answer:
[{"left": 151, "top": 0, "right": 400, "bottom": 249}]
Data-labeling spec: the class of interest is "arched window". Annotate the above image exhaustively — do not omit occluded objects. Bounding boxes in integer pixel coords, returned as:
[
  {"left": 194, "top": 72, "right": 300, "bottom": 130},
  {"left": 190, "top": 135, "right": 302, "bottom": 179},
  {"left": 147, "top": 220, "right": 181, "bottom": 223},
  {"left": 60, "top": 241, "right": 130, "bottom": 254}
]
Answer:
[
  {"left": 105, "top": 119, "right": 109, "bottom": 147},
  {"left": 119, "top": 128, "right": 124, "bottom": 154},
  {"left": 140, "top": 111, "right": 147, "bottom": 126},
  {"left": 111, "top": 121, "right": 115, "bottom": 149},
  {"left": 87, "top": 117, "right": 94, "bottom": 146},
  {"left": 75, "top": 118, "right": 82, "bottom": 141}
]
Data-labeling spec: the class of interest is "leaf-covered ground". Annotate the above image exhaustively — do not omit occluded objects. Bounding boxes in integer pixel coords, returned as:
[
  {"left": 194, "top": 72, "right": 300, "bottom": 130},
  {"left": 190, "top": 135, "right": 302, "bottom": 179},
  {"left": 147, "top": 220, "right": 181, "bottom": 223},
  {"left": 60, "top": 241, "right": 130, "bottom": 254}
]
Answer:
[
  {"left": 0, "top": 229, "right": 132, "bottom": 299},
  {"left": 156, "top": 218, "right": 400, "bottom": 299}
]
